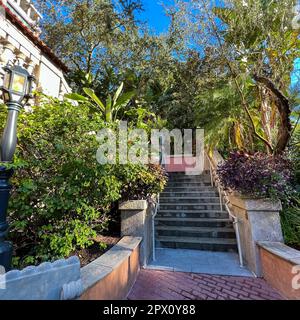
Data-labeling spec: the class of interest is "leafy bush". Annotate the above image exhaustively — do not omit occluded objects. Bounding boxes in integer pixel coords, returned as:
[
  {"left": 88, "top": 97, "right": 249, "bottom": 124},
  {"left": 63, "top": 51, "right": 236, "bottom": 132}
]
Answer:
[
  {"left": 281, "top": 201, "right": 300, "bottom": 249},
  {"left": 217, "top": 151, "right": 294, "bottom": 199},
  {"left": 281, "top": 134, "right": 300, "bottom": 248},
  {"left": 0, "top": 97, "right": 167, "bottom": 268},
  {"left": 116, "top": 163, "right": 168, "bottom": 201}
]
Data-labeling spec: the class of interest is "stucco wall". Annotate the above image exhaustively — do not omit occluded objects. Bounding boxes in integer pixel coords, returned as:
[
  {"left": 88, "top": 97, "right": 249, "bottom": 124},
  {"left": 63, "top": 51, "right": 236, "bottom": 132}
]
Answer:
[
  {"left": 80, "top": 236, "right": 142, "bottom": 300},
  {"left": 0, "top": 5, "right": 71, "bottom": 99},
  {"left": 259, "top": 242, "right": 300, "bottom": 300}
]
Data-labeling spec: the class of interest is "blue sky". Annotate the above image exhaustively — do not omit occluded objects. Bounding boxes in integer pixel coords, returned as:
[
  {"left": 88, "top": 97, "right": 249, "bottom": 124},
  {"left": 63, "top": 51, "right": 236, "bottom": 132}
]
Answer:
[
  {"left": 139, "top": 0, "right": 171, "bottom": 34},
  {"left": 139, "top": 1, "right": 299, "bottom": 90},
  {"left": 292, "top": 58, "right": 300, "bottom": 89}
]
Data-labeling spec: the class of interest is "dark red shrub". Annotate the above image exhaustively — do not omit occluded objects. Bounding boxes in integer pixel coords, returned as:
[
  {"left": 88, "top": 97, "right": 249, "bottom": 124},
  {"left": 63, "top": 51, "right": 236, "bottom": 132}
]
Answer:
[{"left": 217, "top": 151, "right": 293, "bottom": 199}]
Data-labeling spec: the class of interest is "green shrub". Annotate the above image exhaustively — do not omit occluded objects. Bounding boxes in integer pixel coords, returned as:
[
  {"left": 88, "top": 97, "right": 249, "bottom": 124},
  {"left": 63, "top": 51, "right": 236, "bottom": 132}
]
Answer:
[
  {"left": 217, "top": 151, "right": 294, "bottom": 200},
  {"left": 281, "top": 134, "right": 300, "bottom": 248},
  {"left": 0, "top": 97, "right": 167, "bottom": 268},
  {"left": 116, "top": 163, "right": 168, "bottom": 201},
  {"left": 281, "top": 196, "right": 300, "bottom": 248}
]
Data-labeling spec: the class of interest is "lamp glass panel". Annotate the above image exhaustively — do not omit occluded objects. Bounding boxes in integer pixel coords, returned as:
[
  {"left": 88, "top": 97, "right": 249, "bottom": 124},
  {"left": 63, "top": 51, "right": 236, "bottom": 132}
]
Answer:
[
  {"left": 3, "top": 92, "right": 10, "bottom": 101},
  {"left": 26, "top": 77, "right": 33, "bottom": 96},
  {"left": 11, "top": 73, "right": 26, "bottom": 93},
  {"left": 3, "top": 72, "right": 11, "bottom": 90},
  {"left": 11, "top": 92, "right": 22, "bottom": 102}
]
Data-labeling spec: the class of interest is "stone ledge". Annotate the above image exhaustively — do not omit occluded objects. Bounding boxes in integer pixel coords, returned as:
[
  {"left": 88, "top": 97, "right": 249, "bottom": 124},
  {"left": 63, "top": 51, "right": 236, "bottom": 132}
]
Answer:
[
  {"left": 228, "top": 194, "right": 282, "bottom": 212},
  {"left": 258, "top": 241, "right": 300, "bottom": 265},
  {"left": 80, "top": 236, "right": 142, "bottom": 294},
  {"left": 258, "top": 241, "right": 300, "bottom": 299},
  {"left": 119, "top": 200, "right": 148, "bottom": 211},
  {"left": 0, "top": 256, "right": 82, "bottom": 300}
]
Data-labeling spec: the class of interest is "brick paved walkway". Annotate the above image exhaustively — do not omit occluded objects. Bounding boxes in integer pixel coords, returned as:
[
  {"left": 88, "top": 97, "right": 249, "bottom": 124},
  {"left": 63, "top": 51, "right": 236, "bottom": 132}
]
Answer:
[{"left": 128, "top": 269, "right": 284, "bottom": 300}]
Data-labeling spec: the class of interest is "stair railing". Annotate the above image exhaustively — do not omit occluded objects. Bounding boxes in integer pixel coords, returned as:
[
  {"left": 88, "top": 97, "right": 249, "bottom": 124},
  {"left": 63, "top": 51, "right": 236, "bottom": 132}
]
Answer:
[
  {"left": 152, "top": 146, "right": 166, "bottom": 262},
  {"left": 206, "top": 152, "right": 244, "bottom": 267},
  {"left": 152, "top": 194, "right": 160, "bottom": 262}
]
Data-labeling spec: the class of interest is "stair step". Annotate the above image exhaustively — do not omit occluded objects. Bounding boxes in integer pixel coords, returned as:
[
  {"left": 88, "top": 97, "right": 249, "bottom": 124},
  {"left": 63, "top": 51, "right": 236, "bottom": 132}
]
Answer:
[
  {"left": 156, "top": 171, "right": 237, "bottom": 253},
  {"left": 160, "top": 197, "right": 220, "bottom": 200},
  {"left": 156, "top": 236, "right": 237, "bottom": 252},
  {"left": 155, "top": 217, "right": 233, "bottom": 228},
  {"left": 160, "top": 203, "right": 222, "bottom": 206},
  {"left": 159, "top": 204, "right": 224, "bottom": 211},
  {"left": 161, "top": 192, "right": 218, "bottom": 195},
  {"left": 168, "top": 183, "right": 211, "bottom": 187},
  {"left": 157, "top": 210, "right": 228, "bottom": 219},
  {"left": 168, "top": 171, "right": 210, "bottom": 176},
  {"left": 156, "top": 225, "right": 235, "bottom": 239},
  {"left": 159, "top": 209, "right": 226, "bottom": 213},
  {"left": 156, "top": 217, "right": 231, "bottom": 222},
  {"left": 168, "top": 178, "right": 210, "bottom": 183},
  {"left": 161, "top": 194, "right": 219, "bottom": 198},
  {"left": 164, "top": 187, "right": 217, "bottom": 192},
  {"left": 156, "top": 226, "right": 234, "bottom": 233},
  {"left": 156, "top": 236, "right": 237, "bottom": 245},
  {"left": 160, "top": 197, "right": 220, "bottom": 203}
]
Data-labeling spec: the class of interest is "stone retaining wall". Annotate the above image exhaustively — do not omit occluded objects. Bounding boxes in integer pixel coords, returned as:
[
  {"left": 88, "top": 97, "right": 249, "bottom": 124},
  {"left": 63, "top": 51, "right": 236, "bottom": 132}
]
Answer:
[{"left": 119, "top": 200, "right": 155, "bottom": 267}]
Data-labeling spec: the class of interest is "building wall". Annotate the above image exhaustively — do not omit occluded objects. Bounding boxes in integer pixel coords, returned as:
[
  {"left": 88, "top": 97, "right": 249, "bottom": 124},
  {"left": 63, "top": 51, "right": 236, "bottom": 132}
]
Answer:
[{"left": 0, "top": 2, "right": 71, "bottom": 101}]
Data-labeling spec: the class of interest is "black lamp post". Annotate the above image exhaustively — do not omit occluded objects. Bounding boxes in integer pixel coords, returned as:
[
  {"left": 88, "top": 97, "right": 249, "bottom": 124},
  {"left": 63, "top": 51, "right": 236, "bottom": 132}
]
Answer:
[{"left": 0, "top": 64, "right": 34, "bottom": 271}]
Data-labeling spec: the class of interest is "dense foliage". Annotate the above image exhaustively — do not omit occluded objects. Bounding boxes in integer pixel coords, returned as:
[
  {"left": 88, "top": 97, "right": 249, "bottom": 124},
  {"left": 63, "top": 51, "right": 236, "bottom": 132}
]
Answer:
[
  {"left": 167, "top": 0, "right": 300, "bottom": 247},
  {"left": 4, "top": 0, "right": 299, "bottom": 258},
  {"left": 0, "top": 98, "right": 167, "bottom": 268},
  {"left": 282, "top": 126, "right": 300, "bottom": 248},
  {"left": 217, "top": 151, "right": 294, "bottom": 199},
  {"left": 281, "top": 199, "right": 300, "bottom": 249},
  {"left": 171, "top": 0, "right": 299, "bottom": 155}
]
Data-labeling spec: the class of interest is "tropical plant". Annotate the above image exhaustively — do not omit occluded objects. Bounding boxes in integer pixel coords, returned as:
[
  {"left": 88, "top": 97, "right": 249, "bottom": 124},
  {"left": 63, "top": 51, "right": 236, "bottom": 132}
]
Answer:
[{"left": 66, "top": 82, "right": 135, "bottom": 122}]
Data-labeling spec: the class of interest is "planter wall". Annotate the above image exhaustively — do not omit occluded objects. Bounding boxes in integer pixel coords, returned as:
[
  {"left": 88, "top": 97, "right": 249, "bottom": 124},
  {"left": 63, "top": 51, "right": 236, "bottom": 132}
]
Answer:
[
  {"left": 0, "top": 237, "right": 141, "bottom": 301},
  {"left": 208, "top": 150, "right": 284, "bottom": 277},
  {"left": 228, "top": 194, "right": 283, "bottom": 276},
  {"left": 119, "top": 200, "right": 155, "bottom": 266},
  {"left": 258, "top": 242, "right": 300, "bottom": 300},
  {"left": 80, "top": 236, "right": 141, "bottom": 300},
  {"left": 0, "top": 256, "right": 82, "bottom": 300}
]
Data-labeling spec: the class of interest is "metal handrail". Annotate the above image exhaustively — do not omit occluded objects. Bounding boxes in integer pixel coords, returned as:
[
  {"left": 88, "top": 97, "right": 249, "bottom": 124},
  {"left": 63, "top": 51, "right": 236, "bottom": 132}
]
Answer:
[
  {"left": 152, "top": 194, "right": 160, "bottom": 262},
  {"left": 152, "top": 147, "right": 166, "bottom": 262},
  {"left": 206, "top": 153, "right": 244, "bottom": 267}
]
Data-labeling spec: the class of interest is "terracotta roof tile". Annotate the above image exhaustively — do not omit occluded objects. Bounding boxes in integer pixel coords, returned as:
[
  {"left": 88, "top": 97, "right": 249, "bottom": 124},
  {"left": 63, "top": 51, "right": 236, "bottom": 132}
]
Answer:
[{"left": 0, "top": 0, "right": 69, "bottom": 72}]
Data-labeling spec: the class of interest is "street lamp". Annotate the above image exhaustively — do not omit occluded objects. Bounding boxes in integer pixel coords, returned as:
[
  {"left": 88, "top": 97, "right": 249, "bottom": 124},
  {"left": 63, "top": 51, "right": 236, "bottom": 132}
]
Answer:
[{"left": 0, "top": 64, "right": 34, "bottom": 271}]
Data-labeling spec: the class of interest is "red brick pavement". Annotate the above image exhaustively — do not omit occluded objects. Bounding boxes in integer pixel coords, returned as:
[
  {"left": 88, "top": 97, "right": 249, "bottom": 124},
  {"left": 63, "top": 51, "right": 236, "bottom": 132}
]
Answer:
[{"left": 128, "top": 269, "right": 284, "bottom": 300}]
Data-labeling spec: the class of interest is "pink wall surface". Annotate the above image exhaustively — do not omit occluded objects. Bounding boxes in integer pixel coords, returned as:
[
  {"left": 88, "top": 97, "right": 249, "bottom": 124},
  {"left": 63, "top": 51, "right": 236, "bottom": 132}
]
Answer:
[{"left": 165, "top": 155, "right": 198, "bottom": 173}]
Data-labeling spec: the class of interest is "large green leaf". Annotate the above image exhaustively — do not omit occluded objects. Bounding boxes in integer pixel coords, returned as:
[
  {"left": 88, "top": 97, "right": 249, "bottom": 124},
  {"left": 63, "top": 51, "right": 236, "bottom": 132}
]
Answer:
[
  {"left": 83, "top": 88, "right": 105, "bottom": 113},
  {"left": 106, "top": 95, "right": 112, "bottom": 122},
  {"left": 113, "top": 82, "right": 124, "bottom": 106},
  {"left": 114, "top": 91, "right": 135, "bottom": 109},
  {"left": 64, "top": 93, "right": 89, "bottom": 102}
]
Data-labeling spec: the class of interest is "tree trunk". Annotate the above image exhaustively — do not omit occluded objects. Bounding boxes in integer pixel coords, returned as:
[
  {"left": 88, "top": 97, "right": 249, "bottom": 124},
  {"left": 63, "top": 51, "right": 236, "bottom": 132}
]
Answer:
[{"left": 253, "top": 75, "right": 292, "bottom": 155}]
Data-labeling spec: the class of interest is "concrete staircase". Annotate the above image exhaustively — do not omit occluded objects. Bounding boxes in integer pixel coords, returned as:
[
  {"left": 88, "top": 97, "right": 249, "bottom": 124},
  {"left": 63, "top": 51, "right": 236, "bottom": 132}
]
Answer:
[{"left": 155, "top": 172, "right": 237, "bottom": 252}]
